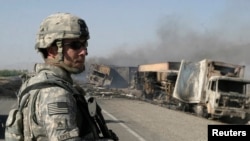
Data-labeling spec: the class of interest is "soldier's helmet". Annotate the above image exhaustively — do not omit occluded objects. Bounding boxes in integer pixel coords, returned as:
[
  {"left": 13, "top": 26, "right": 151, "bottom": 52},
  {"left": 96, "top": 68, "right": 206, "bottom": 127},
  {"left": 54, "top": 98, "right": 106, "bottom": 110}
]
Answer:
[{"left": 35, "top": 12, "right": 89, "bottom": 50}]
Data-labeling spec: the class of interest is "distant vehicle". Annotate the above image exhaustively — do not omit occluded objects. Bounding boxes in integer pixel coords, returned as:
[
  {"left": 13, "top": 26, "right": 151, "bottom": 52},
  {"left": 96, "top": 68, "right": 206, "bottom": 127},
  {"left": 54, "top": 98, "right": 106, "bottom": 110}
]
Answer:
[
  {"left": 87, "top": 64, "right": 112, "bottom": 87},
  {"left": 87, "top": 64, "right": 137, "bottom": 88}
]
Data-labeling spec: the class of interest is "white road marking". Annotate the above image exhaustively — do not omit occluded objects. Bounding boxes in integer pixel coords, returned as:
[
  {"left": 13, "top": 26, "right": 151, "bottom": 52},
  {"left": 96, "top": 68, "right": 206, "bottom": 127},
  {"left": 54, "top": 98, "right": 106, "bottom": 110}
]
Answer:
[{"left": 102, "top": 109, "right": 147, "bottom": 141}]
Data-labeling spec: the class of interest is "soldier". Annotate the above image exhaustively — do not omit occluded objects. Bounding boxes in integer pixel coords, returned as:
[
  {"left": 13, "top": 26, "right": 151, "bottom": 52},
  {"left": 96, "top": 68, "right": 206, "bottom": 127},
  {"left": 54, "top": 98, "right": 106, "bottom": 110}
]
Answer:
[{"left": 9, "top": 12, "right": 118, "bottom": 141}]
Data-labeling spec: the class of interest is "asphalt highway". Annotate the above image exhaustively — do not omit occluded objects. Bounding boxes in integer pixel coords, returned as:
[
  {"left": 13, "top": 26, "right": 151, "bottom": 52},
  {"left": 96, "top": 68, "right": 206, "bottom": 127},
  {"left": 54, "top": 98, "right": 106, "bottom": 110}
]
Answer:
[{"left": 0, "top": 97, "right": 226, "bottom": 141}]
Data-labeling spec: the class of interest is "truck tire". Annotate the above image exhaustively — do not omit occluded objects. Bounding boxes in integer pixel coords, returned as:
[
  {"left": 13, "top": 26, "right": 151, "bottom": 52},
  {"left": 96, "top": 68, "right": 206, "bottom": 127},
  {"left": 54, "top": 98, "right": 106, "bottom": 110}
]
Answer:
[
  {"left": 193, "top": 105, "right": 206, "bottom": 117},
  {"left": 176, "top": 102, "right": 188, "bottom": 111},
  {"left": 142, "top": 82, "right": 154, "bottom": 100}
]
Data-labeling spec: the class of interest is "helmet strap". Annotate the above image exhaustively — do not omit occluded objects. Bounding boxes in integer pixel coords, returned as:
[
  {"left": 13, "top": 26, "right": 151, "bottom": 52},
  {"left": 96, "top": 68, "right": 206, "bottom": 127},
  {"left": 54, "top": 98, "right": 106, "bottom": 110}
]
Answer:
[{"left": 55, "top": 40, "right": 64, "bottom": 62}]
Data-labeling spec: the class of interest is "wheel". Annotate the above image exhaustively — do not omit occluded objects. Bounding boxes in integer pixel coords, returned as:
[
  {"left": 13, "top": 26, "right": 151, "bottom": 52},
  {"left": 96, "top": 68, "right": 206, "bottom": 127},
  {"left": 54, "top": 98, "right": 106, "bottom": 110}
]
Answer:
[
  {"left": 143, "top": 82, "right": 154, "bottom": 100},
  {"left": 193, "top": 105, "right": 208, "bottom": 118}
]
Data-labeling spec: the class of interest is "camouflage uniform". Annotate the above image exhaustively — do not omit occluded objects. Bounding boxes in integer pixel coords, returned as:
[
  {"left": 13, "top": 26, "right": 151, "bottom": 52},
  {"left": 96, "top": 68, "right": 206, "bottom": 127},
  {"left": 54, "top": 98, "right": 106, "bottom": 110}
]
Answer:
[
  {"left": 5, "top": 12, "right": 117, "bottom": 141},
  {"left": 19, "top": 63, "right": 99, "bottom": 140}
]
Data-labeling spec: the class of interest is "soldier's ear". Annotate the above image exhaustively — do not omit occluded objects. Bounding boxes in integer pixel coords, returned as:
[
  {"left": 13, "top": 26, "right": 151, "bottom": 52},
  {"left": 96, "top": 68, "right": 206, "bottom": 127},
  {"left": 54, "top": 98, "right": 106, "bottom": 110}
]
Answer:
[{"left": 47, "top": 46, "right": 58, "bottom": 58}]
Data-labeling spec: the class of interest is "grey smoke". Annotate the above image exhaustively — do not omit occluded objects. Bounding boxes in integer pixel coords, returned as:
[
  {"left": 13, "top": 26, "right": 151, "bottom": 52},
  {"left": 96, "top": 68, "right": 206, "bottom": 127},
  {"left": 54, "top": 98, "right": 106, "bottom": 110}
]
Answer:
[{"left": 87, "top": 1, "right": 250, "bottom": 78}]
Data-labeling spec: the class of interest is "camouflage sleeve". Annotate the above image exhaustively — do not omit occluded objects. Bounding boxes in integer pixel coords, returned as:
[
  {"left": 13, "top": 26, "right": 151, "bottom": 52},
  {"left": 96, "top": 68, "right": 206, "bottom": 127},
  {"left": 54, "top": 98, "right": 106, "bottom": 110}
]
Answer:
[{"left": 36, "top": 86, "right": 81, "bottom": 141}]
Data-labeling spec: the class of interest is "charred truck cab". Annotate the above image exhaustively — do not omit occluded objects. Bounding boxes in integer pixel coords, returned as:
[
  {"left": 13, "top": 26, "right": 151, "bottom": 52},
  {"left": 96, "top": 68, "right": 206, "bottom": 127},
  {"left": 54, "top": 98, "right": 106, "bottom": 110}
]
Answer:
[
  {"left": 87, "top": 64, "right": 112, "bottom": 87},
  {"left": 173, "top": 59, "right": 250, "bottom": 120},
  {"left": 206, "top": 76, "right": 250, "bottom": 119},
  {"left": 87, "top": 64, "right": 138, "bottom": 88}
]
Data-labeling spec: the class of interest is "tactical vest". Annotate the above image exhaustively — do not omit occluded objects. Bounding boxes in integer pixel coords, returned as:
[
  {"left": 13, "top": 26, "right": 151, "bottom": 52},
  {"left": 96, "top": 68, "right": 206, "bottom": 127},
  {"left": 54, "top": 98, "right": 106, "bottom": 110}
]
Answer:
[
  {"left": 6, "top": 75, "right": 99, "bottom": 141},
  {"left": 6, "top": 74, "right": 118, "bottom": 141}
]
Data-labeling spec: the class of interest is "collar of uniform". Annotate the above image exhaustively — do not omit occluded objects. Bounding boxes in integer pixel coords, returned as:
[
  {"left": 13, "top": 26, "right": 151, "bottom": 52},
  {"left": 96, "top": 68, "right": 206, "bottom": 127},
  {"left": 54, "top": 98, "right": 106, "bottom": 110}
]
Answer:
[{"left": 34, "top": 63, "right": 73, "bottom": 84}]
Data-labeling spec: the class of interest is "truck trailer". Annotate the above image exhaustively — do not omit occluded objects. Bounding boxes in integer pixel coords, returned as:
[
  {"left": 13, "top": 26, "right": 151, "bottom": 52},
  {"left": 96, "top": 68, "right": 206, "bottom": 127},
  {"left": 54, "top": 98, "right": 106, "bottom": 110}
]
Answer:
[{"left": 135, "top": 62, "right": 181, "bottom": 103}]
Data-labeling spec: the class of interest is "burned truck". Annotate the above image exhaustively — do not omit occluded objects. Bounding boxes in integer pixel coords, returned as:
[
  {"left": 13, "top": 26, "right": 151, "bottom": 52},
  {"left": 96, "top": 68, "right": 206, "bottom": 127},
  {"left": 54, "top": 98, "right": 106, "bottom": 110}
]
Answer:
[
  {"left": 135, "top": 62, "right": 181, "bottom": 103},
  {"left": 173, "top": 59, "right": 250, "bottom": 120},
  {"left": 87, "top": 64, "right": 112, "bottom": 87},
  {"left": 87, "top": 64, "right": 137, "bottom": 88}
]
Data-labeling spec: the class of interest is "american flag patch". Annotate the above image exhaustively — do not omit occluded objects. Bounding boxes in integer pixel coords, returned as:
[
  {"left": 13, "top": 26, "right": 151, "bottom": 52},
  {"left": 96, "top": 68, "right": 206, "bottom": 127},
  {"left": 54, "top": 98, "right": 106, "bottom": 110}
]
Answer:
[{"left": 48, "top": 102, "right": 69, "bottom": 115}]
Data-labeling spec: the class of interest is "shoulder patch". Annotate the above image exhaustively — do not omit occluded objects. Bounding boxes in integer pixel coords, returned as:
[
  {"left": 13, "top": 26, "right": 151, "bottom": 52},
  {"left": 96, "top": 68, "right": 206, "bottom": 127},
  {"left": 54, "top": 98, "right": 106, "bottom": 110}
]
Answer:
[
  {"left": 55, "top": 118, "right": 68, "bottom": 130},
  {"left": 48, "top": 102, "right": 69, "bottom": 115}
]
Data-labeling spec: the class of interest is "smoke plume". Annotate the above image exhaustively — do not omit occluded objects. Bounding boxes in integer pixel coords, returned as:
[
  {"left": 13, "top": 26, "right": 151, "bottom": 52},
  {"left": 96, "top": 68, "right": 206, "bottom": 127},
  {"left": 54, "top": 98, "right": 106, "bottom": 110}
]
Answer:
[{"left": 87, "top": 1, "right": 250, "bottom": 78}]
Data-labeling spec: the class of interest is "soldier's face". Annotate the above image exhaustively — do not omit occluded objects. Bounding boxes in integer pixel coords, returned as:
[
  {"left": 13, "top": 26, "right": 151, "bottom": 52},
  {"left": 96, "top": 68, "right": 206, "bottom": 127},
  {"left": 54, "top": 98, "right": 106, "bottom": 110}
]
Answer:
[{"left": 63, "top": 38, "right": 88, "bottom": 70}]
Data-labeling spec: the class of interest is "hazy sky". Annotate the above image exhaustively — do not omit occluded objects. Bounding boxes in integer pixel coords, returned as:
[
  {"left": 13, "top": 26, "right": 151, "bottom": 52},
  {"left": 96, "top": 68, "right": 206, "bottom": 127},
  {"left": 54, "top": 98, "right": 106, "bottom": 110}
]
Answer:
[{"left": 1, "top": 0, "right": 250, "bottom": 77}]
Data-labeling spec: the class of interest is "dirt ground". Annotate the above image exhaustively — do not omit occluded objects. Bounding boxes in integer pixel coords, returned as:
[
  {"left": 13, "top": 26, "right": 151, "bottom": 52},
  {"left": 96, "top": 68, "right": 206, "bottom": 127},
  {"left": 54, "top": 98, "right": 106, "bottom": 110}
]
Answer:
[{"left": 0, "top": 76, "right": 22, "bottom": 98}]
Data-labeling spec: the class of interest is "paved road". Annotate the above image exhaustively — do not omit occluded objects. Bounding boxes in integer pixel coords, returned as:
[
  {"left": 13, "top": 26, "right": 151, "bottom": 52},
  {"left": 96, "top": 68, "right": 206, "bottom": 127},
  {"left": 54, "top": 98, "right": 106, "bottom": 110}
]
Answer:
[
  {"left": 97, "top": 97, "right": 226, "bottom": 141},
  {"left": 0, "top": 97, "right": 226, "bottom": 141}
]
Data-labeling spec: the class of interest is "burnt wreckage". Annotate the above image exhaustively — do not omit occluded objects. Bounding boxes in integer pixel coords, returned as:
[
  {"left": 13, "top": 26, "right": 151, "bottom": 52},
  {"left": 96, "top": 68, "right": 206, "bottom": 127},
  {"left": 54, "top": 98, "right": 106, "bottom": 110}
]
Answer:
[
  {"left": 87, "top": 64, "right": 137, "bottom": 88},
  {"left": 86, "top": 60, "right": 250, "bottom": 122}
]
